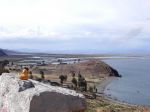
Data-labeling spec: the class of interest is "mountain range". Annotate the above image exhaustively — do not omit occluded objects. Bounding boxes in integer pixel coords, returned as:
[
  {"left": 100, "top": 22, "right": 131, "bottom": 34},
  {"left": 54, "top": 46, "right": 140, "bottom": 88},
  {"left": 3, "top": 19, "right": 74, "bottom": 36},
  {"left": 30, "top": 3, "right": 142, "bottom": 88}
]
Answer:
[
  {"left": 0, "top": 49, "right": 23, "bottom": 56},
  {"left": 0, "top": 49, "right": 7, "bottom": 56}
]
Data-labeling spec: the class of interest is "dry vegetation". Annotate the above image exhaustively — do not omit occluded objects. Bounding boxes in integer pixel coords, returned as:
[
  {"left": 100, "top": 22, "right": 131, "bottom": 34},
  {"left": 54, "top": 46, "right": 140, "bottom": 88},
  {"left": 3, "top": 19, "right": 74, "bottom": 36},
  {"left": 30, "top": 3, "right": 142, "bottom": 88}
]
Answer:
[{"left": 86, "top": 97, "right": 145, "bottom": 112}]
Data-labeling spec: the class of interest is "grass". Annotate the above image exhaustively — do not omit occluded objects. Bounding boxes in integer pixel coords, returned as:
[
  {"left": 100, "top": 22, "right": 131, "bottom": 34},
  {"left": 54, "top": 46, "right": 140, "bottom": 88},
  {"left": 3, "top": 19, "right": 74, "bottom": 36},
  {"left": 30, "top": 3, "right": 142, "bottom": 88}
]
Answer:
[{"left": 86, "top": 97, "right": 143, "bottom": 112}]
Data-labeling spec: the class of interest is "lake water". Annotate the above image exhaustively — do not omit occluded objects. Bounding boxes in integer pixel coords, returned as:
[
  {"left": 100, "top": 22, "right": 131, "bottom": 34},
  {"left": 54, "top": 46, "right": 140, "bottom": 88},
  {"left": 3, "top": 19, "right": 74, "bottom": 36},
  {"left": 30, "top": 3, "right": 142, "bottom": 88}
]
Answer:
[{"left": 103, "top": 58, "right": 150, "bottom": 106}]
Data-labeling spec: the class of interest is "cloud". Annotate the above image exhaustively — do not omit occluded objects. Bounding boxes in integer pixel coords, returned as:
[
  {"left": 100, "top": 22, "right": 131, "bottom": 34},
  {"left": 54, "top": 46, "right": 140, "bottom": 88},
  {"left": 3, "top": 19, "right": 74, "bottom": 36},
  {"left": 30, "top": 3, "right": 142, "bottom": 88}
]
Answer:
[{"left": 0, "top": 0, "right": 150, "bottom": 53}]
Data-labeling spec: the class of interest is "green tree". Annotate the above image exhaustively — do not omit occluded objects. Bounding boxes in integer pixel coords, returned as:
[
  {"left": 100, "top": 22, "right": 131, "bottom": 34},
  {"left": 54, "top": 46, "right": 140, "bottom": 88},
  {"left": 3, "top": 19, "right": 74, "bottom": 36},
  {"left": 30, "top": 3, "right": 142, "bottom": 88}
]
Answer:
[
  {"left": 0, "top": 60, "right": 9, "bottom": 75},
  {"left": 40, "top": 70, "right": 45, "bottom": 80}
]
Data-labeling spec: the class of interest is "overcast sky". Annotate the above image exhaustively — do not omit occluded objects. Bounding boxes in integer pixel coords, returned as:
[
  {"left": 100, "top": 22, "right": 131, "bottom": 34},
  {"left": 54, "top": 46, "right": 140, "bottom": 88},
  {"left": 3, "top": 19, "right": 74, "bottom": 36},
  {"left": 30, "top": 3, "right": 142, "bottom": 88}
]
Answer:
[{"left": 0, "top": 0, "right": 150, "bottom": 53}]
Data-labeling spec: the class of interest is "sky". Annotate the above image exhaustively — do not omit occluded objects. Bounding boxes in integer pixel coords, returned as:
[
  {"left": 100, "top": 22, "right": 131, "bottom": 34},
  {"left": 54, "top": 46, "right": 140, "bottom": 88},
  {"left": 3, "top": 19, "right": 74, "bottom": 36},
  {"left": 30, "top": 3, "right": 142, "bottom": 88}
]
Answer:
[{"left": 0, "top": 0, "right": 150, "bottom": 54}]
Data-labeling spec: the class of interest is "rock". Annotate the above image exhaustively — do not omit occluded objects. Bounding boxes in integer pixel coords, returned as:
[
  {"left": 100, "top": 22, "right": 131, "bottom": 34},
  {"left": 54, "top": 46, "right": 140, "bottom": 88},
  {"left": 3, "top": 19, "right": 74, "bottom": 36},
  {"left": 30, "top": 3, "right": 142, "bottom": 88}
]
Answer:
[
  {"left": 109, "top": 67, "right": 121, "bottom": 77},
  {"left": 0, "top": 73, "right": 86, "bottom": 112},
  {"left": 18, "top": 80, "right": 35, "bottom": 92}
]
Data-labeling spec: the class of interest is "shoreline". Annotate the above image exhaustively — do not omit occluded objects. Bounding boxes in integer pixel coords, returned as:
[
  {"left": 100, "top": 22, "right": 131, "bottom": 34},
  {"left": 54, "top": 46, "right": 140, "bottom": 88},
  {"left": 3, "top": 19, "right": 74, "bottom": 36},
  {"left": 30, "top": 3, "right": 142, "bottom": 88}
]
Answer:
[
  {"left": 96, "top": 76, "right": 150, "bottom": 108},
  {"left": 96, "top": 76, "right": 136, "bottom": 105},
  {"left": 96, "top": 76, "right": 117, "bottom": 95}
]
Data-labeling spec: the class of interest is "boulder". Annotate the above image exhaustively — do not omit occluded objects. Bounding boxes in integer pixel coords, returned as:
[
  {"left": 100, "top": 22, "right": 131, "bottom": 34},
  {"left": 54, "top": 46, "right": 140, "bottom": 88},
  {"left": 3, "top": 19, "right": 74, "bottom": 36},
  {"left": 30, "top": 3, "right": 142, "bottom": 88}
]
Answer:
[{"left": 0, "top": 73, "right": 86, "bottom": 112}]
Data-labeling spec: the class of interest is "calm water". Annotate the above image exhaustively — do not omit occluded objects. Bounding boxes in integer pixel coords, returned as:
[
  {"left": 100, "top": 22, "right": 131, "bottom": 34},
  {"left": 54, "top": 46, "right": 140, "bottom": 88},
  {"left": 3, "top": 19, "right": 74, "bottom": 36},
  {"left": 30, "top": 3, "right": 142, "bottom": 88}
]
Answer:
[{"left": 103, "top": 58, "right": 150, "bottom": 106}]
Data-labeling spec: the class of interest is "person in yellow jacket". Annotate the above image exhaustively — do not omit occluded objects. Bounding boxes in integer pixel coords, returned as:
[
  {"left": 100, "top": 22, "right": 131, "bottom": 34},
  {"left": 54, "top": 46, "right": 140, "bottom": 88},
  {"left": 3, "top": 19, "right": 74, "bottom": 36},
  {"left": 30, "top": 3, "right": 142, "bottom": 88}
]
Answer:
[{"left": 20, "top": 67, "right": 29, "bottom": 80}]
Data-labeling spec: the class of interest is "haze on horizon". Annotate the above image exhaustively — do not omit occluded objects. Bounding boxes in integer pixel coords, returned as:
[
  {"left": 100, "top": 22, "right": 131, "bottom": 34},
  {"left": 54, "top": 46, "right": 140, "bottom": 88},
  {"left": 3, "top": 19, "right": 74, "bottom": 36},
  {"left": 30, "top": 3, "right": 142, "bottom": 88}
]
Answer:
[{"left": 0, "top": 0, "right": 150, "bottom": 54}]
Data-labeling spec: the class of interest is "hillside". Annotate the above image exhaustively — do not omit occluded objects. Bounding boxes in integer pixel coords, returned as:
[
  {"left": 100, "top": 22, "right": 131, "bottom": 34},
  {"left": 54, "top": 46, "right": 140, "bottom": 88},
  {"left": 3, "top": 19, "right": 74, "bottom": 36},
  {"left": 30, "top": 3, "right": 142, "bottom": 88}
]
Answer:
[{"left": 34, "top": 60, "right": 121, "bottom": 78}]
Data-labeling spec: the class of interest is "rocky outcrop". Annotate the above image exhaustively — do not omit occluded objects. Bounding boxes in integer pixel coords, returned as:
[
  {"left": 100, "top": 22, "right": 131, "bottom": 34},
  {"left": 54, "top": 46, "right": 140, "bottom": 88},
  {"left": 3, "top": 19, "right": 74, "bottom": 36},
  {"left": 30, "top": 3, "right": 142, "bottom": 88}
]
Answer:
[{"left": 0, "top": 73, "right": 86, "bottom": 112}]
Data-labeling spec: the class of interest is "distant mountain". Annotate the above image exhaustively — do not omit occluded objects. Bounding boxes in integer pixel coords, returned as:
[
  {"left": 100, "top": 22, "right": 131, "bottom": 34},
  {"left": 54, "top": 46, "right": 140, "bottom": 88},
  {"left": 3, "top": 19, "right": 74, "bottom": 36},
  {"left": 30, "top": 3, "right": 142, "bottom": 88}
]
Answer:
[
  {"left": 2, "top": 49, "right": 22, "bottom": 55},
  {"left": 0, "top": 49, "right": 23, "bottom": 56},
  {"left": 0, "top": 49, "right": 7, "bottom": 56}
]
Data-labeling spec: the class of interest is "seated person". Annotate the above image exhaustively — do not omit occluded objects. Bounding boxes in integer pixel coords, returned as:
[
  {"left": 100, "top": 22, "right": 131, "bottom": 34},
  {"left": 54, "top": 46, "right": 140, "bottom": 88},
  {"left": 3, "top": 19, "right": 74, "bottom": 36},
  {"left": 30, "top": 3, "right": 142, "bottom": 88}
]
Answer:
[{"left": 20, "top": 67, "right": 29, "bottom": 80}]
